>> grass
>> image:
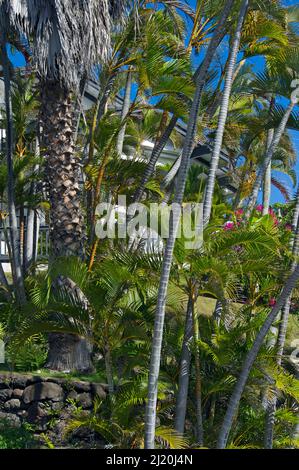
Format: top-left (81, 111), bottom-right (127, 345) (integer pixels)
top-left (0, 367), bottom-right (107, 383)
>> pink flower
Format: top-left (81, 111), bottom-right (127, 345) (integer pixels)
top-left (256, 204), bottom-right (263, 212)
top-left (268, 207), bottom-right (275, 216)
top-left (224, 221), bottom-right (234, 231)
top-left (285, 224), bottom-right (292, 231)
top-left (235, 208), bottom-right (244, 218)
top-left (269, 298), bottom-right (276, 307)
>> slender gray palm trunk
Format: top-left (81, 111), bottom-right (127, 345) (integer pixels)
top-left (1, 37), bottom-right (26, 305)
top-left (264, 190), bottom-right (299, 448)
top-left (217, 264), bottom-right (299, 448)
top-left (246, 99), bottom-right (296, 214)
top-left (161, 152), bottom-right (182, 190)
top-left (116, 70), bottom-right (132, 155)
top-left (25, 137), bottom-right (40, 272)
top-left (144, 0), bottom-right (235, 449)
top-left (174, 296), bottom-right (193, 434)
top-left (262, 129), bottom-right (274, 216)
top-left (133, 114), bottom-right (178, 204)
top-left (203, 0), bottom-right (249, 225)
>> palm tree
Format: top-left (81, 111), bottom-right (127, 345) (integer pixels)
top-left (116, 69), bottom-right (132, 155)
top-left (216, 262), bottom-right (299, 448)
top-left (264, 188), bottom-right (299, 448)
top-left (14, 0), bottom-right (130, 371)
top-left (144, 0), bottom-right (236, 449)
top-left (0, 7), bottom-right (26, 305)
top-left (174, 295), bottom-right (193, 435)
top-left (246, 95), bottom-right (298, 214)
top-left (203, 0), bottom-right (249, 226)
top-left (133, 1), bottom-right (231, 205)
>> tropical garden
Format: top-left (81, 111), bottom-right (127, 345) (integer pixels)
top-left (0, 0), bottom-right (298, 450)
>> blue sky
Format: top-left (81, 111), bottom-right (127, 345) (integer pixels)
top-left (9, 0), bottom-right (299, 204)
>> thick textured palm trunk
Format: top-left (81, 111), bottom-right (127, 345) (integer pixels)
top-left (203, 0), bottom-right (249, 225)
top-left (41, 81), bottom-right (92, 372)
top-left (1, 37), bottom-right (26, 305)
top-left (217, 264), bottom-right (299, 448)
top-left (144, 0), bottom-right (235, 449)
top-left (41, 82), bottom-right (85, 258)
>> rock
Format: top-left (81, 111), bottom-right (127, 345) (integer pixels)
top-left (4, 399), bottom-right (21, 411)
top-left (26, 375), bottom-right (43, 385)
top-left (72, 381), bottom-right (91, 393)
top-left (9, 375), bottom-right (28, 388)
top-left (17, 410), bottom-right (28, 418)
top-left (23, 382), bottom-right (64, 404)
top-left (27, 402), bottom-right (49, 422)
top-left (0, 411), bottom-right (21, 428)
top-left (13, 388), bottom-right (23, 399)
top-left (0, 389), bottom-right (13, 402)
top-left (91, 383), bottom-right (107, 399)
top-left (76, 392), bottom-right (92, 409)
top-left (67, 390), bottom-right (79, 401)
top-left (0, 381), bottom-right (10, 390)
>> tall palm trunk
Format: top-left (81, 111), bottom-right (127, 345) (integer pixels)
top-left (246, 99), bottom-right (296, 214)
top-left (192, 297), bottom-right (204, 445)
top-left (264, 191), bottom-right (299, 448)
top-left (216, 263), bottom-right (299, 448)
top-left (133, 114), bottom-right (178, 204)
top-left (175, 296), bottom-right (193, 434)
top-left (1, 37), bottom-right (26, 305)
top-left (25, 137), bottom-right (40, 273)
top-left (116, 70), bottom-right (132, 155)
top-left (40, 81), bottom-right (92, 372)
top-left (203, 0), bottom-right (249, 225)
top-left (262, 129), bottom-right (274, 216)
top-left (41, 82), bottom-right (86, 259)
top-left (144, 0), bottom-right (235, 449)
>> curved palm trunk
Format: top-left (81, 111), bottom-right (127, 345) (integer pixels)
top-left (264, 192), bottom-right (299, 448)
top-left (216, 263), bottom-right (299, 448)
top-left (133, 114), bottom-right (178, 204)
top-left (203, 0), bottom-right (249, 225)
top-left (161, 152), bottom-right (182, 190)
top-left (40, 81), bottom-right (92, 372)
top-left (246, 99), bottom-right (296, 214)
top-left (144, 0), bottom-right (235, 449)
top-left (116, 70), bottom-right (132, 155)
top-left (1, 37), bottom-right (26, 305)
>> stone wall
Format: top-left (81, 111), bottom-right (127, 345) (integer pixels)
top-left (0, 372), bottom-right (108, 447)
